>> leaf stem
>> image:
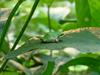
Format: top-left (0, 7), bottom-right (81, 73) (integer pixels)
top-left (0, 0), bottom-right (40, 71)
top-left (47, 6), bottom-right (52, 32)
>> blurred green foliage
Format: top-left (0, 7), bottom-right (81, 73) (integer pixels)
top-left (0, 0), bottom-right (100, 75)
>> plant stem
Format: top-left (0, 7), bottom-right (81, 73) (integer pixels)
top-left (11, 0), bottom-right (40, 51)
top-left (0, 0), bottom-right (25, 50)
top-left (47, 0), bottom-right (55, 32)
top-left (47, 6), bottom-right (53, 56)
top-left (50, 50), bottom-right (53, 57)
top-left (0, 0), bottom-right (40, 71)
top-left (47, 6), bottom-right (52, 32)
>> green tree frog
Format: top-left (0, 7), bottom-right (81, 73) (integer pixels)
top-left (40, 31), bottom-right (63, 43)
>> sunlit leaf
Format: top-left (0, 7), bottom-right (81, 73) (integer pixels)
top-left (58, 57), bottom-right (100, 74)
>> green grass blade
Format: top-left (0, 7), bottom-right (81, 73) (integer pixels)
top-left (0, 0), bottom-right (40, 71)
top-left (0, 0), bottom-right (25, 51)
top-left (11, 0), bottom-right (40, 51)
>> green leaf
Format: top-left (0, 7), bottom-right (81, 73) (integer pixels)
top-left (0, 40), bottom-right (10, 54)
top-left (75, 0), bottom-right (100, 26)
top-left (5, 31), bottom-right (100, 59)
top-left (41, 61), bottom-right (55, 75)
top-left (40, 0), bottom-right (53, 7)
top-left (61, 22), bottom-right (100, 31)
top-left (0, 72), bottom-right (19, 75)
top-left (0, 0), bottom-right (18, 8)
top-left (58, 57), bottom-right (100, 74)
top-left (0, 31), bottom-right (10, 53)
top-left (31, 17), bottom-right (60, 31)
top-left (61, 23), bottom-right (78, 31)
top-left (75, 0), bottom-right (92, 26)
top-left (88, 0), bottom-right (100, 25)
top-left (68, 0), bottom-right (75, 3)
top-left (34, 54), bottom-right (55, 64)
